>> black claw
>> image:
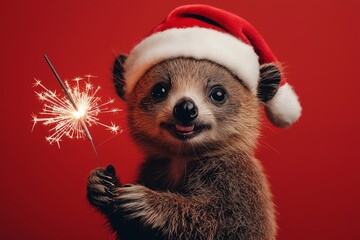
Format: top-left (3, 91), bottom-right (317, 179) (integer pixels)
top-left (105, 164), bottom-right (116, 176)
top-left (123, 184), bottom-right (133, 188)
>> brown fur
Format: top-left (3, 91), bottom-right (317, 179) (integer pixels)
top-left (87, 58), bottom-right (277, 240)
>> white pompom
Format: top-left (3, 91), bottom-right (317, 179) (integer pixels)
top-left (265, 83), bottom-right (302, 127)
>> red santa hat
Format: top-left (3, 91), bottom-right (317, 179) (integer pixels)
top-left (124, 4), bottom-right (301, 127)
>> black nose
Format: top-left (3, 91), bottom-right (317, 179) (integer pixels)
top-left (173, 98), bottom-right (198, 123)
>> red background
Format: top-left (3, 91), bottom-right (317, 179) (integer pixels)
top-left (1, 0), bottom-right (359, 239)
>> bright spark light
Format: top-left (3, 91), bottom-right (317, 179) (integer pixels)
top-left (32, 75), bottom-right (122, 147)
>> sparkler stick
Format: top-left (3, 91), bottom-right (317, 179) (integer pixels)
top-left (43, 54), bottom-right (100, 160)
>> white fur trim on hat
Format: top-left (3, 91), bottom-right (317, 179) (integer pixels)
top-left (265, 83), bottom-right (302, 127)
top-left (124, 27), bottom-right (259, 94)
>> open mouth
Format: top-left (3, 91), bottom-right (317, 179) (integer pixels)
top-left (160, 122), bottom-right (210, 140)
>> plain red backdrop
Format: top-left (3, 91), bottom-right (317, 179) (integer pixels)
top-left (1, 0), bottom-right (359, 239)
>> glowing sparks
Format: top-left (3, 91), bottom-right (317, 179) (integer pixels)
top-left (32, 75), bottom-right (122, 147)
top-left (108, 122), bottom-right (120, 134)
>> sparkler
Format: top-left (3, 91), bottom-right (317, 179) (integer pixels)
top-left (32, 55), bottom-right (121, 160)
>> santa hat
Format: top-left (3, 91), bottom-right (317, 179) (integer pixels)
top-left (124, 4), bottom-right (301, 127)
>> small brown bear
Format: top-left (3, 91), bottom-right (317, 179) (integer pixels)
top-left (87, 5), bottom-right (301, 240)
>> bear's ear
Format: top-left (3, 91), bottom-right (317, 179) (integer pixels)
top-left (257, 63), bottom-right (281, 103)
top-left (113, 54), bottom-right (127, 100)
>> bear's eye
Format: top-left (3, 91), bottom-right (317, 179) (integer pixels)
top-left (151, 82), bottom-right (168, 101)
top-left (209, 86), bottom-right (227, 104)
